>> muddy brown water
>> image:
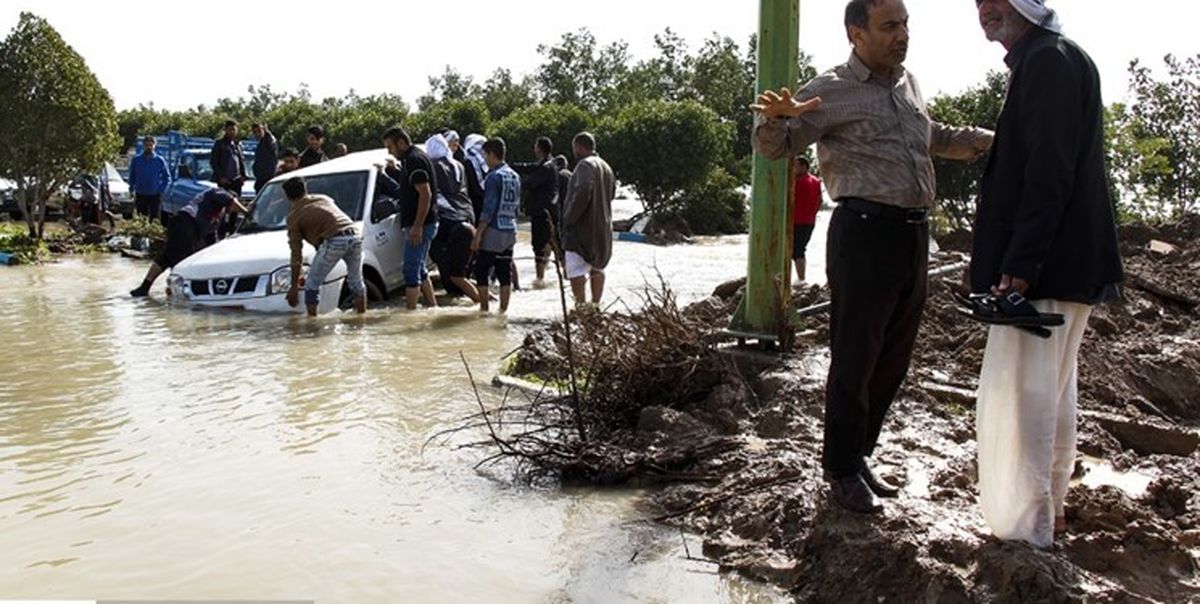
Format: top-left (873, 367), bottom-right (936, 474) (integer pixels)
top-left (0, 213), bottom-right (831, 603)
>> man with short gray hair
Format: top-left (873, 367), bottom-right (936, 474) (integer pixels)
top-left (971, 0), bottom-right (1122, 549)
top-left (752, 0), bottom-right (993, 515)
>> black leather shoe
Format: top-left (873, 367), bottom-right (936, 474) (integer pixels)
top-left (830, 474), bottom-right (883, 514)
top-left (860, 459), bottom-right (901, 499)
top-left (130, 284), bottom-right (150, 298)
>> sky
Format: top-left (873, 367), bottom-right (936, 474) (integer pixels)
top-left (1, 0), bottom-right (1197, 111)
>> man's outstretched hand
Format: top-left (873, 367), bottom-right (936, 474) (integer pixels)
top-left (749, 87), bottom-right (823, 119)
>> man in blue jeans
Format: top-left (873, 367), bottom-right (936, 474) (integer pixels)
top-left (283, 177), bottom-right (366, 316)
top-left (472, 138), bottom-right (521, 313)
top-left (379, 127), bottom-right (439, 310)
top-left (128, 135), bottom-right (172, 224)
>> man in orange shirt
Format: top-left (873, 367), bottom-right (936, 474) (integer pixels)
top-left (792, 156), bottom-right (822, 283)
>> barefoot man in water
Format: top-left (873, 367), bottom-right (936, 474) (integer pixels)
top-left (751, 0), bottom-right (993, 515)
top-left (971, 0), bottom-right (1122, 548)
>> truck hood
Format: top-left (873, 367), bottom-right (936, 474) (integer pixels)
top-left (173, 230), bottom-right (302, 279)
top-left (192, 179), bottom-right (256, 200)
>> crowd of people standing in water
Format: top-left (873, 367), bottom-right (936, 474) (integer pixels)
top-left (128, 124), bottom-right (617, 316)
top-left (124, 0), bottom-right (1127, 557)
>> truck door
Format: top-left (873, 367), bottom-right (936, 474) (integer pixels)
top-left (364, 172), bottom-right (404, 290)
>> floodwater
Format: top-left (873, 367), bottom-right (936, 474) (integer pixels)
top-left (0, 210), bottom-right (831, 603)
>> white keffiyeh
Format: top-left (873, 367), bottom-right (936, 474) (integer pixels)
top-left (1008, 0), bottom-right (1062, 33)
top-left (425, 133), bottom-right (451, 160)
top-left (463, 134), bottom-right (488, 183)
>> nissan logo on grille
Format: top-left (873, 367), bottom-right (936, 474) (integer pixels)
top-left (214, 279), bottom-right (229, 295)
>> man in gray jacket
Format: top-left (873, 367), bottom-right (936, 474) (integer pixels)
top-left (561, 132), bottom-right (616, 305)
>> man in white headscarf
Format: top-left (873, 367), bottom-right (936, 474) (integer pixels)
top-left (425, 133), bottom-right (480, 302)
top-left (972, 0), bottom-right (1122, 549)
top-left (462, 134), bottom-right (489, 219)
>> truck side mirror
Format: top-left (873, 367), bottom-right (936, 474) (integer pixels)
top-left (372, 198), bottom-right (397, 223)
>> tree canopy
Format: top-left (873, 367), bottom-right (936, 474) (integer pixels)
top-left (0, 12), bottom-right (120, 238)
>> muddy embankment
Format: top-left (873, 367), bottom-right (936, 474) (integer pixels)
top-left (474, 216), bottom-right (1200, 602)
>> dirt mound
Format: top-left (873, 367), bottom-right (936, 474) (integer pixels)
top-left (479, 216), bottom-right (1200, 601)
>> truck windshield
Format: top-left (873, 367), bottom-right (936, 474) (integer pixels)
top-left (241, 171), bottom-right (368, 233)
top-left (186, 152), bottom-right (257, 183)
top-left (184, 153), bottom-right (216, 182)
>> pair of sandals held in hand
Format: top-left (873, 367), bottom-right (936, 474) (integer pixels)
top-left (954, 291), bottom-right (1065, 339)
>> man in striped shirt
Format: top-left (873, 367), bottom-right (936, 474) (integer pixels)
top-left (752, 0), bottom-right (993, 515)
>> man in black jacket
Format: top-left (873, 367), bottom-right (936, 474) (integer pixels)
top-left (211, 120), bottom-right (247, 195)
top-left (971, 0), bottom-right (1122, 549)
top-left (512, 137), bottom-right (560, 282)
top-left (251, 123), bottom-right (278, 193)
top-left (211, 120), bottom-right (247, 238)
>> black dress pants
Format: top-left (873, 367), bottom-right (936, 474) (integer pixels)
top-left (822, 205), bottom-right (928, 479)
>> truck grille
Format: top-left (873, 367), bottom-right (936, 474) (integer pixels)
top-left (189, 275), bottom-right (261, 297)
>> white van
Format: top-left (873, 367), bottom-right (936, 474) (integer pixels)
top-left (167, 149), bottom-right (409, 313)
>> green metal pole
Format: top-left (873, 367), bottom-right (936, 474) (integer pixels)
top-left (729, 0), bottom-right (800, 343)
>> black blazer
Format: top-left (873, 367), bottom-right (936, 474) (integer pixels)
top-left (210, 138), bottom-right (247, 185)
top-left (971, 28), bottom-right (1122, 303)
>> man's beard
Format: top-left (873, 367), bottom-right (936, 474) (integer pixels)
top-left (985, 14), bottom-right (1026, 45)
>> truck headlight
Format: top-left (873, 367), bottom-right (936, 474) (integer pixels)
top-left (167, 273), bottom-right (186, 297)
top-left (269, 266), bottom-right (305, 294)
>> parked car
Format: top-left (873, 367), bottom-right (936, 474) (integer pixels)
top-left (0, 179), bottom-right (15, 220)
top-left (102, 162), bottom-right (134, 219)
top-left (60, 162), bottom-right (131, 222)
top-left (167, 149), bottom-right (406, 314)
top-left (3, 178), bottom-right (73, 221)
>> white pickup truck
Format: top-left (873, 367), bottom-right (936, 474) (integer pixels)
top-left (167, 149), bottom-right (410, 313)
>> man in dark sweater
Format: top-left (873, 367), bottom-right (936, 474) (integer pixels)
top-left (512, 137), bottom-right (560, 282)
top-left (971, 0), bottom-right (1122, 549)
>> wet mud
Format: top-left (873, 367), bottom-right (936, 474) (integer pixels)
top-left (502, 216), bottom-right (1200, 602)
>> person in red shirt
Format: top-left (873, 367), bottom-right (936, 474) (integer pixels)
top-left (792, 155), bottom-right (822, 283)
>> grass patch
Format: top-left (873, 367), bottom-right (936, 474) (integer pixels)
top-left (0, 223), bottom-right (51, 265)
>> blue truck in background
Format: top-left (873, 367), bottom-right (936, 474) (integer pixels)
top-left (133, 131), bottom-right (259, 213)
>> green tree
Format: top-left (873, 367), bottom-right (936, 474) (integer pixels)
top-left (926, 70), bottom-right (1007, 231)
top-left (328, 93), bottom-right (410, 152)
top-left (674, 168), bottom-right (748, 235)
top-left (692, 35), bottom-right (755, 180)
top-left (405, 99), bottom-right (491, 142)
top-left (489, 103), bottom-right (593, 164)
top-left (534, 28), bottom-right (631, 114)
top-left (1105, 102), bottom-right (1173, 221)
top-left (602, 100), bottom-right (731, 213)
top-left (480, 68), bottom-right (537, 122)
top-left (691, 35), bottom-right (816, 182)
top-left (1123, 55), bottom-right (1200, 217)
top-left (0, 12), bottom-right (120, 238)
top-left (417, 66), bottom-right (482, 111)
top-left (261, 92), bottom-right (330, 151)
top-left (606, 28), bottom-right (695, 110)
